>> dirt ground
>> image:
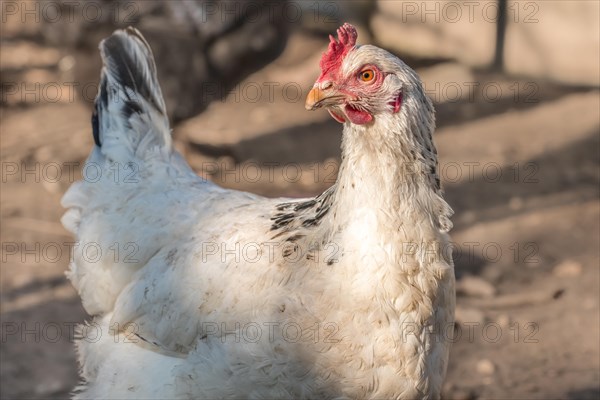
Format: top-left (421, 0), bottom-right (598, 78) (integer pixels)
top-left (1, 17), bottom-right (600, 400)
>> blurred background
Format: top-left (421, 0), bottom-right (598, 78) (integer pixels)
top-left (1, 0), bottom-right (598, 398)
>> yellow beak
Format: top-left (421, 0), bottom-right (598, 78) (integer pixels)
top-left (305, 87), bottom-right (325, 110)
top-left (305, 87), bottom-right (345, 111)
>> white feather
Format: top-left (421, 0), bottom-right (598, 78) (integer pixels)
top-left (63, 27), bottom-right (455, 399)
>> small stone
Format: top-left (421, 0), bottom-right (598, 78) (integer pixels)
top-left (476, 359), bottom-right (496, 375)
top-left (552, 260), bottom-right (582, 277)
top-left (58, 55), bottom-right (75, 72)
top-left (496, 314), bottom-right (511, 329)
top-left (508, 196), bottom-right (524, 210)
top-left (457, 275), bottom-right (497, 298)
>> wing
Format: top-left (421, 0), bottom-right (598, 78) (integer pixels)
top-left (62, 26), bottom-right (332, 358)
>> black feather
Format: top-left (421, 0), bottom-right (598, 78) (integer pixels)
top-left (270, 186), bottom-right (335, 234)
top-left (92, 27), bottom-right (170, 152)
top-left (91, 108), bottom-right (101, 147)
top-left (92, 76), bottom-right (109, 147)
top-left (101, 30), bottom-right (164, 116)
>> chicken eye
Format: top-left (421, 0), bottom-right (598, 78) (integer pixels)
top-left (359, 69), bottom-right (375, 82)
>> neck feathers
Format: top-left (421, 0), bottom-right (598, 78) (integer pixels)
top-left (332, 97), bottom-right (452, 233)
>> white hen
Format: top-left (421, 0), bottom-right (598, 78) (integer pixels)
top-left (62, 24), bottom-right (455, 399)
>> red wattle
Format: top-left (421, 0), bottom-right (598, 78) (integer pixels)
top-left (344, 105), bottom-right (373, 125)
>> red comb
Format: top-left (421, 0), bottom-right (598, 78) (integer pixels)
top-left (317, 23), bottom-right (358, 82)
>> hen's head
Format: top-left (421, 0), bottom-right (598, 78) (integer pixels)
top-left (306, 23), bottom-right (429, 127)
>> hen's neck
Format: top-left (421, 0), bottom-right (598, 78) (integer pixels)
top-left (330, 112), bottom-right (449, 234)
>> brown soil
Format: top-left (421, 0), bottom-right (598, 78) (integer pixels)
top-left (1, 21), bottom-right (599, 400)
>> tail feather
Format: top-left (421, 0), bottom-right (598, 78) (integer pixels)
top-left (93, 27), bottom-right (171, 163)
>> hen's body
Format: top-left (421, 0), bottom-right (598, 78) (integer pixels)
top-left (62, 26), bottom-right (455, 399)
